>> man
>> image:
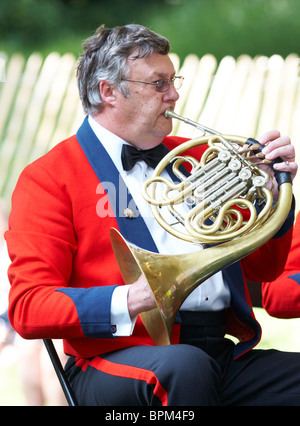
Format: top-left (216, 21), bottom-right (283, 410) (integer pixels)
top-left (5, 24), bottom-right (300, 405)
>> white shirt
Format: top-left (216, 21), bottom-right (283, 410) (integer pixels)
top-left (88, 116), bottom-right (231, 336)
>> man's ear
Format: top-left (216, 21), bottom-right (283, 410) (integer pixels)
top-left (99, 80), bottom-right (116, 105)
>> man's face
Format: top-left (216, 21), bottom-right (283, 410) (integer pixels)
top-left (115, 52), bottom-right (180, 149)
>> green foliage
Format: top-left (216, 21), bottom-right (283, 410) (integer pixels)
top-left (0, 0), bottom-right (300, 59)
top-left (152, 0), bottom-right (300, 60)
top-left (0, 0), bottom-right (64, 49)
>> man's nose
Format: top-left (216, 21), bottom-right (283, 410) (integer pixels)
top-left (163, 83), bottom-right (180, 102)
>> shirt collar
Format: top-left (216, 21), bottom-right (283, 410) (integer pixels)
top-left (88, 115), bottom-right (127, 174)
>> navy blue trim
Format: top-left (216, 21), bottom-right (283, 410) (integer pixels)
top-left (76, 117), bottom-right (158, 252)
top-left (223, 263), bottom-right (261, 358)
top-left (288, 273), bottom-right (300, 286)
top-left (56, 286), bottom-right (117, 338)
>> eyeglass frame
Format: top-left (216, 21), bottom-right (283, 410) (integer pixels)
top-left (121, 75), bottom-right (184, 92)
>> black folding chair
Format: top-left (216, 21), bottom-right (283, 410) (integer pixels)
top-left (43, 339), bottom-right (78, 406)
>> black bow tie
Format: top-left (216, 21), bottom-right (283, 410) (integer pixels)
top-left (121, 143), bottom-right (166, 171)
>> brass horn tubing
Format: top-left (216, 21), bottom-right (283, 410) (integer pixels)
top-left (145, 148), bottom-right (242, 208)
top-left (184, 198), bottom-right (257, 242)
top-left (165, 108), bottom-right (219, 136)
top-left (143, 176), bottom-right (194, 207)
top-left (198, 146), bottom-right (224, 168)
top-left (183, 173), bottom-right (246, 233)
top-left (190, 156), bottom-right (229, 184)
top-left (143, 155), bottom-right (224, 207)
top-left (148, 160), bottom-right (233, 212)
top-left (142, 139), bottom-right (210, 207)
top-left (168, 119), bottom-right (254, 173)
top-left (201, 175), bottom-right (249, 212)
top-left (162, 194), bottom-right (257, 244)
top-left (171, 156), bottom-right (200, 181)
top-left (218, 185), bottom-right (273, 234)
top-left (218, 209), bottom-right (245, 233)
top-left (165, 112), bottom-right (258, 174)
top-left (194, 168), bottom-right (241, 202)
top-left (150, 200), bottom-right (197, 243)
top-left (180, 173), bottom-right (272, 241)
top-left (165, 109), bottom-right (269, 175)
top-left (179, 164), bottom-right (230, 208)
top-left (247, 187), bottom-right (274, 231)
top-left (207, 134), bottom-right (261, 174)
top-left (208, 137), bottom-right (272, 188)
top-left (142, 134), bottom-right (272, 242)
top-left (187, 197), bottom-right (244, 235)
top-left (142, 141), bottom-right (247, 242)
top-left (167, 204), bottom-right (186, 228)
top-left (110, 182), bottom-right (292, 346)
top-left (163, 159), bottom-right (220, 202)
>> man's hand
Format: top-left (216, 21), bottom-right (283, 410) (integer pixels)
top-left (259, 130), bottom-right (297, 199)
top-left (260, 130), bottom-right (297, 179)
top-left (127, 274), bottom-right (157, 319)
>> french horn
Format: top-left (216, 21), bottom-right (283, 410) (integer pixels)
top-left (110, 109), bottom-right (293, 346)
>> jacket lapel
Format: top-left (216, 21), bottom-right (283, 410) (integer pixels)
top-left (222, 262), bottom-right (261, 357)
top-left (76, 117), bottom-right (158, 252)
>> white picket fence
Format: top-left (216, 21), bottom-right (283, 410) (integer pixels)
top-left (0, 51), bottom-right (299, 209)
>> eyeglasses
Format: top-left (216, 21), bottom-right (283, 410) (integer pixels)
top-left (122, 76), bottom-right (184, 92)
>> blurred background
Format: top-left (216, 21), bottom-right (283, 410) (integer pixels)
top-left (1, 0), bottom-right (300, 406)
top-left (1, 0), bottom-right (300, 59)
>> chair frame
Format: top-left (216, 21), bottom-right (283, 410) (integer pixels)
top-left (43, 339), bottom-right (78, 406)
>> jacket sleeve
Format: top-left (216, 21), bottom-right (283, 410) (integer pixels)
top-left (261, 210), bottom-right (300, 318)
top-left (240, 197), bottom-right (295, 284)
top-left (5, 161), bottom-right (117, 340)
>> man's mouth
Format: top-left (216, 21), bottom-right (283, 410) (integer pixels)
top-left (163, 107), bottom-right (174, 118)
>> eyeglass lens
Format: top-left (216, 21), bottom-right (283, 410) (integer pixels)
top-left (157, 77), bottom-right (183, 92)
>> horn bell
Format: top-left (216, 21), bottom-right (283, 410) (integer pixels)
top-left (110, 110), bottom-right (293, 346)
top-left (110, 180), bottom-right (292, 346)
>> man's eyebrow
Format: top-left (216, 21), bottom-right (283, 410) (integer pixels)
top-left (150, 71), bottom-right (175, 79)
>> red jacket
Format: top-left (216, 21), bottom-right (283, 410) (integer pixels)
top-left (5, 118), bottom-right (295, 359)
top-left (262, 211), bottom-right (300, 318)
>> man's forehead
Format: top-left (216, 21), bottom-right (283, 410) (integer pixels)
top-left (128, 54), bottom-right (175, 77)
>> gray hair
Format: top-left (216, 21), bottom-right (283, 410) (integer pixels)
top-left (76, 24), bottom-right (170, 115)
